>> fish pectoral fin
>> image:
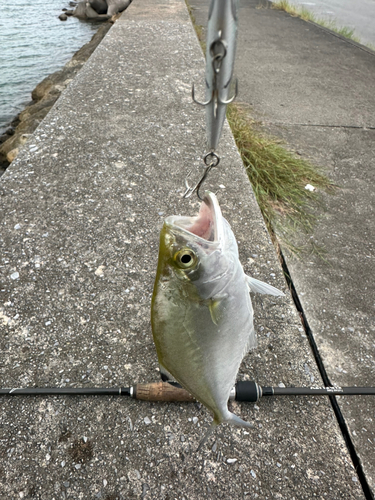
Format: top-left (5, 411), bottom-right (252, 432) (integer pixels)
top-left (246, 276), bottom-right (285, 296)
top-left (207, 295), bottom-right (227, 326)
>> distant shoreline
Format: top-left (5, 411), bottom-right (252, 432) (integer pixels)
top-left (0, 18), bottom-right (115, 175)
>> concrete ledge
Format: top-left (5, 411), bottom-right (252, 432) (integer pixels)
top-left (0, 0), bottom-right (364, 497)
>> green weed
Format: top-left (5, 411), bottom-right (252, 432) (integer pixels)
top-left (226, 104), bottom-right (335, 241)
top-left (186, 0), bottom-right (336, 252)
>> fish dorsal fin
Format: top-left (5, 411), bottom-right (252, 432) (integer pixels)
top-left (246, 276), bottom-right (285, 296)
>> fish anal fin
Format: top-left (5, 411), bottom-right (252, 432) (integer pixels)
top-left (246, 276), bottom-right (285, 296)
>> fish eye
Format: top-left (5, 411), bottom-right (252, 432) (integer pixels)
top-left (174, 249), bottom-right (197, 269)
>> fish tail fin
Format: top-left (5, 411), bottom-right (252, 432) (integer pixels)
top-left (196, 421), bottom-right (218, 452)
top-left (225, 411), bottom-right (254, 429)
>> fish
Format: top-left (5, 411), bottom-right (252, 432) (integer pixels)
top-left (205, 0), bottom-right (239, 151)
top-left (151, 192), bottom-right (284, 445)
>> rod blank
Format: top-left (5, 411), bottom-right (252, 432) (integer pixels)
top-left (0, 382), bottom-right (374, 400)
top-left (0, 387), bottom-right (129, 396)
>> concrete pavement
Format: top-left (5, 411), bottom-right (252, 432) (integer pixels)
top-left (0, 0), bottom-right (369, 498)
top-left (189, 0), bottom-right (375, 495)
top-left (269, 0), bottom-right (375, 48)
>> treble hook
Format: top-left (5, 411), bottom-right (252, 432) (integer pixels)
top-left (217, 78), bottom-right (238, 104)
top-left (183, 152), bottom-right (220, 200)
top-left (191, 38), bottom-right (237, 108)
top-left (192, 83), bottom-right (213, 107)
top-left (192, 79), bottom-right (238, 108)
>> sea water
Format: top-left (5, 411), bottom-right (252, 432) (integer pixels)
top-left (0, 0), bottom-right (101, 135)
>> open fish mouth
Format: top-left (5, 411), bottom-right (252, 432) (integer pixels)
top-left (165, 191), bottom-right (224, 244)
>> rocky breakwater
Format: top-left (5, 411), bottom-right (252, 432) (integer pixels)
top-left (0, 16), bottom-right (122, 173)
top-left (59, 0), bottom-right (132, 21)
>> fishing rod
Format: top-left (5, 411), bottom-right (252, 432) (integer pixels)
top-left (1, 381), bottom-right (374, 401)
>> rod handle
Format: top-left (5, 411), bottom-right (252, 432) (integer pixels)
top-left (134, 382), bottom-right (196, 402)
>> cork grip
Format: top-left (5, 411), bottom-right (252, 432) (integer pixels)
top-left (135, 382), bottom-right (196, 402)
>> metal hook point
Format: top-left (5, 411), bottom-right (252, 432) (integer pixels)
top-left (183, 170), bottom-right (206, 201)
top-left (183, 153), bottom-right (220, 201)
top-left (182, 171), bottom-right (196, 199)
top-left (218, 78), bottom-right (238, 105)
top-left (192, 83), bottom-right (213, 107)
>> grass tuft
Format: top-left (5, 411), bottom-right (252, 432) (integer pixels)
top-left (226, 103), bottom-right (335, 239)
top-left (185, 1), bottom-right (206, 52)
top-left (186, 0), bottom-right (336, 253)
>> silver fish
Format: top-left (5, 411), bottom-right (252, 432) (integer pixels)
top-left (151, 192), bottom-right (284, 443)
top-left (205, 0), bottom-right (239, 151)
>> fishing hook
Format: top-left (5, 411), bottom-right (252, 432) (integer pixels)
top-left (183, 152), bottom-right (220, 200)
top-left (192, 83), bottom-right (213, 107)
top-left (217, 78), bottom-right (238, 104)
top-left (191, 38), bottom-right (237, 108)
top-left (192, 79), bottom-right (238, 109)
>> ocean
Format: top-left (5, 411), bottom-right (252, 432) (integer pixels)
top-left (0, 0), bottom-right (101, 135)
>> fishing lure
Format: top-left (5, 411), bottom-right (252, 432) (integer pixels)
top-left (193, 0), bottom-right (239, 152)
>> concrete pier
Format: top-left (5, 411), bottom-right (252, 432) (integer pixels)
top-left (0, 0), bottom-right (366, 497)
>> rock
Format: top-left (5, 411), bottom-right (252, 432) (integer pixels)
top-left (32, 71), bottom-right (65, 101)
top-left (73, 1), bottom-right (109, 20)
top-left (85, 3), bottom-right (106, 19)
top-left (0, 125), bottom-right (35, 158)
top-left (69, 1), bottom-right (78, 6)
top-left (73, 2), bottom-right (88, 19)
top-left (31, 65), bottom-right (81, 102)
top-left (59, 13), bottom-right (68, 21)
top-left (89, 0), bottom-right (108, 14)
top-left (0, 134), bottom-right (8, 145)
top-left (7, 149), bottom-right (19, 164)
top-left (73, 0), bottom-right (130, 19)
top-left (0, 127), bottom-right (15, 140)
top-left (19, 96), bottom-right (57, 122)
top-left (67, 21), bottom-right (112, 62)
top-left (65, 10), bottom-right (75, 16)
top-left (107, 0), bottom-right (131, 16)
top-left (109, 12), bottom-right (122, 23)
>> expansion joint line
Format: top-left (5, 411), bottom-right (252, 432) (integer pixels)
top-left (305, 19), bottom-right (375, 58)
top-left (277, 246), bottom-right (375, 500)
top-left (264, 122), bottom-right (375, 130)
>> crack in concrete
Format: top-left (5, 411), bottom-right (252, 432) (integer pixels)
top-left (278, 246), bottom-right (375, 500)
top-left (304, 18), bottom-right (375, 58)
top-left (264, 122), bottom-right (375, 130)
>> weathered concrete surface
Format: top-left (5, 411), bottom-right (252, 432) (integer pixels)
top-left (0, 0), bottom-right (364, 498)
top-left (189, 0), bottom-right (375, 495)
